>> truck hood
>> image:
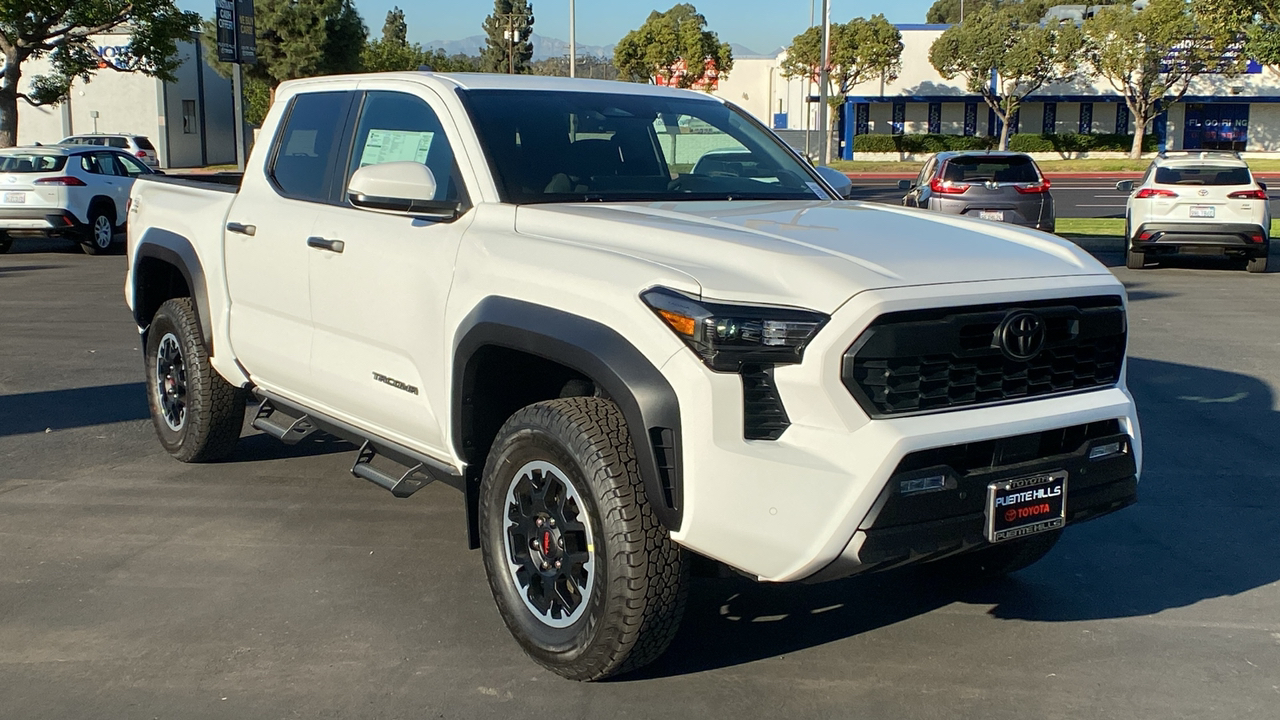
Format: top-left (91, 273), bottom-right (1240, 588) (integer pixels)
top-left (514, 200), bottom-right (1110, 312)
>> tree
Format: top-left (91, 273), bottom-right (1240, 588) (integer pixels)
top-left (481, 0), bottom-right (534, 74)
top-left (929, 4), bottom-right (1082, 150)
top-left (780, 14), bottom-right (903, 128)
top-left (0, 1), bottom-right (200, 147)
top-left (614, 4), bottom-right (733, 89)
top-left (1084, 0), bottom-right (1240, 158)
top-left (925, 0), bottom-right (1051, 25)
top-left (1194, 0), bottom-right (1280, 71)
top-left (200, 0), bottom-right (367, 124)
top-left (382, 6), bottom-right (408, 45)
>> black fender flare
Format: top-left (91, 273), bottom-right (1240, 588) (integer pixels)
top-left (132, 230), bottom-right (213, 352)
top-left (453, 297), bottom-right (684, 533)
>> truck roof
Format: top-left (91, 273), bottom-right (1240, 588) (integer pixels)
top-left (279, 71), bottom-right (726, 102)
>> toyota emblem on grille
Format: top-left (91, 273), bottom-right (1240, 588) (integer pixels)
top-left (997, 311), bottom-right (1046, 361)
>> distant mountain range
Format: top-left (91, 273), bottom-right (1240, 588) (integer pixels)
top-left (425, 33), bottom-right (763, 61)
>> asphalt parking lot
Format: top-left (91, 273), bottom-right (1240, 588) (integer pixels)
top-left (2, 234), bottom-right (1278, 719)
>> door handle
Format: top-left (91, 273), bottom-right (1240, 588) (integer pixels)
top-left (306, 236), bottom-right (345, 253)
top-left (226, 222), bottom-right (256, 236)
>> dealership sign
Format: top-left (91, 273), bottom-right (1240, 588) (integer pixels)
top-left (215, 0), bottom-right (256, 65)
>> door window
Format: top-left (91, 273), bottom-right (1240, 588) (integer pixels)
top-left (108, 137), bottom-right (128, 148)
top-left (115, 153), bottom-right (151, 177)
top-left (80, 153), bottom-right (124, 176)
top-left (343, 91), bottom-right (463, 204)
top-left (270, 91), bottom-right (352, 203)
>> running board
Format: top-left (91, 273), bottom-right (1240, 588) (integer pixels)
top-left (350, 441), bottom-right (434, 498)
top-left (251, 399), bottom-right (317, 445)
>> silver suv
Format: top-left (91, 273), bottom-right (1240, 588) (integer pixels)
top-left (899, 151), bottom-right (1055, 233)
top-left (58, 134), bottom-right (159, 168)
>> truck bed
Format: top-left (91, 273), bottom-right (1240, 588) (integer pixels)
top-left (141, 172), bottom-right (243, 193)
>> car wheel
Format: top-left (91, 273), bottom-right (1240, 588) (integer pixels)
top-left (479, 397), bottom-right (688, 681)
top-left (927, 529), bottom-right (1062, 582)
top-left (0, 233), bottom-right (11, 254)
top-left (1125, 247), bottom-right (1146, 270)
top-left (1247, 255), bottom-right (1268, 273)
top-left (144, 298), bottom-right (246, 462)
top-left (80, 205), bottom-right (116, 255)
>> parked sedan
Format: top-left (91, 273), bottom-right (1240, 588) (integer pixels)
top-left (0, 146), bottom-right (156, 255)
top-left (899, 151), bottom-right (1055, 233)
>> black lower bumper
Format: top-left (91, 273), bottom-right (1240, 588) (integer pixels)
top-left (1133, 222), bottom-right (1268, 256)
top-left (0, 209), bottom-right (80, 237)
top-left (806, 419), bottom-right (1138, 582)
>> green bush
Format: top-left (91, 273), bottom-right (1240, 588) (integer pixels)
top-left (1007, 133), bottom-right (1159, 153)
top-left (851, 132), bottom-right (1158, 154)
top-left (851, 134), bottom-right (995, 153)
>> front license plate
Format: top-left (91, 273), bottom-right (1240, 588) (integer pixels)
top-left (986, 471), bottom-right (1067, 542)
top-left (1190, 205), bottom-right (1215, 218)
top-left (3, 192), bottom-right (25, 204)
top-left (979, 210), bottom-right (1004, 221)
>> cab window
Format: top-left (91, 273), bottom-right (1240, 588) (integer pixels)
top-left (343, 91), bottom-right (465, 205)
top-left (269, 91), bottom-right (352, 203)
top-left (115, 154), bottom-right (151, 176)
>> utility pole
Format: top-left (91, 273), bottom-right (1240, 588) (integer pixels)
top-left (569, 0), bottom-right (576, 78)
top-left (817, 0), bottom-right (831, 165)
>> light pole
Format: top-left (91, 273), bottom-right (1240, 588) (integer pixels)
top-left (569, 0), bottom-right (576, 78)
top-left (817, 0), bottom-right (831, 165)
top-left (500, 12), bottom-right (529, 74)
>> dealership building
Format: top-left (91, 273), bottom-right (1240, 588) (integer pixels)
top-left (16, 30), bottom-right (238, 168)
top-left (713, 23), bottom-right (1276, 158)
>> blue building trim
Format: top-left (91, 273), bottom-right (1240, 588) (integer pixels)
top-left (843, 95), bottom-right (1280, 104)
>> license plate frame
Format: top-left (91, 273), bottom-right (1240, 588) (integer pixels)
top-left (978, 210), bottom-right (1004, 222)
top-left (1190, 205), bottom-right (1215, 218)
top-left (985, 470), bottom-right (1067, 543)
top-left (3, 191), bottom-right (25, 204)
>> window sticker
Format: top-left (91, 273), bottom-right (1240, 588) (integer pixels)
top-left (358, 129), bottom-right (434, 167)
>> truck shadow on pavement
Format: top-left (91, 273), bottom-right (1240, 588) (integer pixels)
top-left (629, 356), bottom-right (1280, 679)
top-left (0, 382), bottom-right (150, 437)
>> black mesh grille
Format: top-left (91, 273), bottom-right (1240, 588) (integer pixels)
top-left (742, 365), bottom-right (790, 440)
top-left (843, 296), bottom-right (1126, 418)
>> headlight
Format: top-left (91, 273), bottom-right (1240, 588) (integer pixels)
top-left (641, 287), bottom-right (828, 372)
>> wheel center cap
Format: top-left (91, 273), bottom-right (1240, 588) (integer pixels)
top-left (541, 530), bottom-right (552, 556)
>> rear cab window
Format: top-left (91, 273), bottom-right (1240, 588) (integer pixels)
top-left (941, 155), bottom-right (1040, 184)
top-left (1153, 166), bottom-right (1251, 186)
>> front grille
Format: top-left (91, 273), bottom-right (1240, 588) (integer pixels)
top-left (843, 296), bottom-right (1126, 418)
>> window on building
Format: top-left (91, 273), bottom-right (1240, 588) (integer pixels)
top-left (891, 102), bottom-right (905, 136)
top-left (1079, 103), bottom-right (1093, 134)
top-left (1042, 102), bottom-right (1057, 134)
top-left (182, 100), bottom-right (198, 134)
top-left (963, 103), bottom-right (977, 137)
top-left (927, 103), bottom-right (941, 134)
top-left (1116, 104), bottom-right (1130, 134)
top-left (855, 103), bottom-right (869, 136)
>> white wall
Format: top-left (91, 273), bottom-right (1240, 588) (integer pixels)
top-left (1248, 104), bottom-right (1280, 151)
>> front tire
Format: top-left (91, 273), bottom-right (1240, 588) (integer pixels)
top-left (479, 397), bottom-right (687, 681)
top-left (144, 298), bottom-right (246, 462)
top-left (80, 206), bottom-right (116, 255)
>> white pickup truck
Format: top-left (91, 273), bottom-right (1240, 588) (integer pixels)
top-left (126, 72), bottom-right (1141, 680)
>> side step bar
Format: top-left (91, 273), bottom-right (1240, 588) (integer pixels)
top-left (250, 391), bottom-right (463, 500)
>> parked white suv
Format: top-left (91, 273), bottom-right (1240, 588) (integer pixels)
top-left (0, 146), bottom-right (154, 255)
top-left (59, 133), bottom-right (160, 168)
top-left (125, 73), bottom-right (1142, 680)
top-left (1118, 151), bottom-right (1270, 273)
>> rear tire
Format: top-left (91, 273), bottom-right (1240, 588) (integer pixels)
top-left (144, 298), bottom-right (245, 462)
top-left (928, 530), bottom-right (1062, 582)
top-left (0, 233), bottom-right (11, 254)
top-left (1247, 255), bottom-right (1268, 273)
top-left (479, 397), bottom-right (687, 681)
top-left (80, 205), bottom-right (116, 255)
top-left (1125, 247), bottom-right (1146, 269)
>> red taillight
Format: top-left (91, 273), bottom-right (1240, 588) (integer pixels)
top-left (929, 177), bottom-right (969, 194)
top-left (1134, 188), bottom-right (1178, 199)
top-left (1014, 178), bottom-right (1051, 194)
top-left (1137, 231), bottom-right (1154, 241)
top-left (1227, 188), bottom-right (1267, 200)
top-left (1248, 232), bottom-right (1266, 244)
top-left (135, 150), bottom-right (147, 158)
top-left (34, 176), bottom-right (86, 186)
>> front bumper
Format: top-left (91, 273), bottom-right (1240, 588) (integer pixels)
top-left (0, 209), bottom-right (80, 236)
top-left (663, 276), bottom-right (1141, 583)
top-left (1132, 222), bottom-right (1268, 256)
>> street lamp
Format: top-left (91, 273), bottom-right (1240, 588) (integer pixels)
top-left (499, 12), bottom-right (530, 74)
top-left (817, 0), bottom-right (831, 164)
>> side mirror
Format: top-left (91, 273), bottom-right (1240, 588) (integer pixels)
top-left (813, 165), bottom-right (853, 199)
top-left (897, 179), bottom-right (915, 191)
top-left (1115, 180), bottom-right (1135, 192)
top-left (347, 161), bottom-right (458, 220)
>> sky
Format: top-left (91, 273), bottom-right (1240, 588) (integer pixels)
top-left (176, 1), bottom-right (939, 55)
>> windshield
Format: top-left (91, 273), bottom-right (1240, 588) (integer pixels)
top-left (941, 155), bottom-right (1040, 184)
top-left (0, 154), bottom-right (67, 172)
top-left (463, 90), bottom-right (830, 204)
top-left (1154, 166), bottom-right (1251, 186)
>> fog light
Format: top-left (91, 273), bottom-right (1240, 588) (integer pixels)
top-left (1089, 441), bottom-right (1124, 460)
top-left (899, 475), bottom-right (948, 495)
